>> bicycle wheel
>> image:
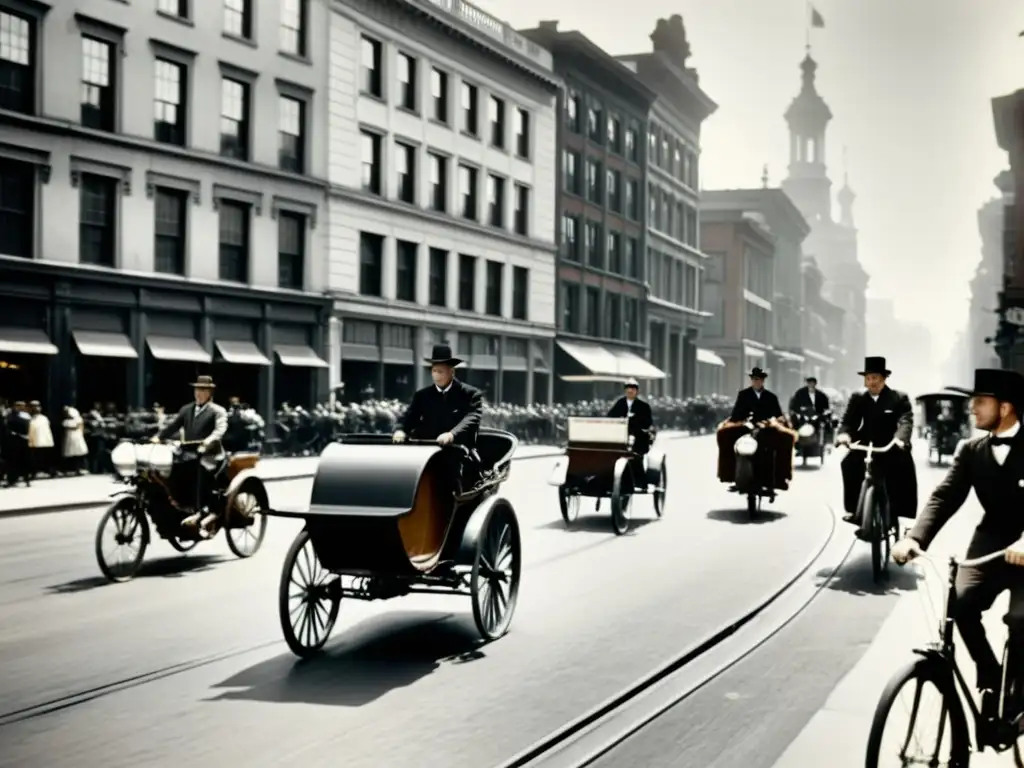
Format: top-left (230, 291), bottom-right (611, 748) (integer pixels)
top-left (866, 658), bottom-right (971, 767)
top-left (1000, 642), bottom-right (1023, 767)
top-left (871, 491), bottom-right (891, 583)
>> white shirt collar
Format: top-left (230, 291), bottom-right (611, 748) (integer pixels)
top-left (994, 421), bottom-right (1020, 438)
top-left (436, 382), bottom-right (453, 394)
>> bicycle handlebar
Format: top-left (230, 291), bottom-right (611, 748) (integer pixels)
top-left (842, 438), bottom-right (900, 453)
top-left (910, 549), bottom-right (1008, 569)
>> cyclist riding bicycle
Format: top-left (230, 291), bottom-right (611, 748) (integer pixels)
top-left (892, 367), bottom-right (1024, 730)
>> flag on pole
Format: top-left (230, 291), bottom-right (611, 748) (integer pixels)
top-left (810, 5), bottom-right (825, 28)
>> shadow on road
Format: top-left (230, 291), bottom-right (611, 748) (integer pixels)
top-left (536, 516), bottom-right (657, 534)
top-left (43, 554), bottom-right (225, 594)
top-left (207, 611), bottom-right (484, 707)
top-left (706, 508), bottom-right (787, 525)
top-left (793, 461), bottom-right (826, 472)
top-left (815, 550), bottom-right (924, 596)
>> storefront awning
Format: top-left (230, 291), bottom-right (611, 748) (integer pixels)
top-left (73, 330), bottom-right (138, 359)
top-left (0, 327), bottom-right (58, 355)
top-left (743, 345), bottom-right (767, 358)
top-left (215, 340), bottom-right (271, 366)
top-left (146, 335), bottom-right (212, 363)
top-left (774, 350), bottom-right (805, 363)
top-left (804, 349), bottom-right (835, 365)
top-left (696, 348), bottom-right (726, 367)
top-left (275, 344), bottom-right (329, 368)
top-left (557, 340), bottom-right (667, 381)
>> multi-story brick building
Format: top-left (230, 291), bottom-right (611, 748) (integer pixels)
top-left (991, 90), bottom-right (1024, 371)
top-left (520, 20), bottom-right (664, 401)
top-left (0, 0), bottom-right (331, 419)
top-left (326, 0), bottom-right (560, 405)
top-left (699, 201), bottom-right (777, 394)
top-left (616, 15), bottom-right (717, 399)
top-left (964, 172), bottom-right (1011, 377)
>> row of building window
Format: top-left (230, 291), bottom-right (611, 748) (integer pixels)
top-left (0, 157), bottom-right (307, 291)
top-left (648, 184), bottom-right (699, 248)
top-left (565, 89), bottom-right (641, 164)
top-left (560, 214), bottom-right (641, 280)
top-left (744, 246), bottom-right (774, 301)
top-left (647, 249), bottom-right (701, 310)
top-left (157, 0), bottom-right (309, 59)
top-left (361, 35), bottom-right (531, 160)
top-left (360, 131), bottom-right (530, 235)
top-left (357, 232), bottom-right (530, 321)
top-left (0, 9), bottom-right (310, 174)
top-left (561, 282), bottom-right (642, 342)
top-left (343, 322), bottom-right (535, 364)
top-left (648, 123), bottom-right (699, 190)
top-left (744, 303), bottom-right (771, 346)
top-left (563, 150), bottom-right (641, 220)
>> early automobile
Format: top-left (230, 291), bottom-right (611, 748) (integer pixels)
top-left (791, 405), bottom-right (829, 466)
top-left (96, 440), bottom-right (269, 581)
top-left (915, 389), bottom-right (971, 465)
top-left (266, 428), bottom-right (522, 658)
top-left (717, 414), bottom-right (797, 518)
top-left (546, 416), bottom-right (667, 535)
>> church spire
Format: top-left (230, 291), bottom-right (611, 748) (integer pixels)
top-left (837, 146), bottom-right (855, 227)
top-left (781, 51), bottom-right (834, 224)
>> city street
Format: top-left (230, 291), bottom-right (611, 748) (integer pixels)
top-left (0, 435), bottom-right (836, 768)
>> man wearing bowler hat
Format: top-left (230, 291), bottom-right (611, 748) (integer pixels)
top-left (892, 368), bottom-right (1024, 731)
top-left (153, 374), bottom-right (228, 536)
top-left (729, 366), bottom-right (784, 424)
top-left (393, 343), bottom-right (484, 495)
top-left (836, 356), bottom-right (917, 536)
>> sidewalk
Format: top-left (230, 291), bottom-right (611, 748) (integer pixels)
top-left (772, 499), bottom-right (1012, 767)
top-left (0, 443), bottom-right (572, 518)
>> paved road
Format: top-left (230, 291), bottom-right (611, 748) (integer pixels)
top-left (0, 436), bottom-right (834, 768)
top-left (588, 449), bottom-right (965, 768)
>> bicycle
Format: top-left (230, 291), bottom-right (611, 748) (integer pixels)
top-left (841, 438), bottom-right (900, 583)
top-left (865, 548), bottom-right (1022, 767)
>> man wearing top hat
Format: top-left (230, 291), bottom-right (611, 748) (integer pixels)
top-left (729, 367), bottom-right (784, 424)
top-left (153, 375), bottom-right (228, 536)
top-left (836, 356), bottom-right (917, 534)
top-left (393, 343), bottom-right (484, 495)
top-left (892, 368), bottom-right (1024, 731)
top-left (607, 378), bottom-right (655, 466)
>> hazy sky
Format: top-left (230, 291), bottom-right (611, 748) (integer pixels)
top-left (479, 0), bottom-right (1020, 362)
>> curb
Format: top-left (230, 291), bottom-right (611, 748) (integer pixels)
top-left (0, 446), bottom-right (568, 519)
top-left (495, 503), bottom-right (844, 768)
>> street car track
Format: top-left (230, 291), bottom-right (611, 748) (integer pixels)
top-left (495, 503), bottom-right (852, 768)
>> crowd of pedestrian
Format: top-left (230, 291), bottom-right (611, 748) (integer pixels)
top-left (0, 394), bottom-right (741, 488)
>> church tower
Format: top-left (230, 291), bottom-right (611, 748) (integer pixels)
top-left (837, 172), bottom-right (855, 227)
top-left (781, 53), bottom-right (833, 224)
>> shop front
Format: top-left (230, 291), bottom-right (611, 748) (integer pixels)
top-left (0, 257), bottom-right (330, 423)
top-left (555, 337), bottom-right (667, 401)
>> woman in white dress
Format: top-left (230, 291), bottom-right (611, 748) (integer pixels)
top-left (61, 405), bottom-right (89, 474)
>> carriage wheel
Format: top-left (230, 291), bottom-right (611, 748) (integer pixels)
top-left (471, 503), bottom-right (521, 641)
top-left (95, 497), bottom-right (150, 583)
top-left (611, 460), bottom-right (633, 536)
top-left (168, 538), bottom-right (199, 553)
top-left (558, 486), bottom-right (580, 526)
top-left (652, 458), bottom-right (666, 518)
top-left (279, 529), bottom-right (341, 658)
top-left (225, 480), bottom-right (269, 559)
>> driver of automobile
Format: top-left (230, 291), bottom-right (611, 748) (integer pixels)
top-left (393, 343), bottom-right (484, 496)
top-left (152, 375), bottom-right (228, 536)
top-left (729, 367), bottom-right (783, 424)
top-left (789, 376), bottom-right (830, 419)
top-left (607, 378), bottom-right (654, 475)
top-left (835, 356), bottom-right (917, 536)
top-left (892, 368), bottom-right (1024, 730)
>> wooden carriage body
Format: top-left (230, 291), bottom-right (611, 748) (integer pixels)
top-left (275, 430), bottom-right (517, 577)
top-left (549, 416), bottom-right (662, 496)
top-left (716, 421), bottom-right (797, 491)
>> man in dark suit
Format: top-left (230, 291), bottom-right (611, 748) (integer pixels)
top-left (729, 367), bottom-right (783, 424)
top-left (606, 377), bottom-right (654, 454)
top-left (154, 375), bottom-right (228, 536)
top-left (836, 356), bottom-right (917, 533)
top-left (893, 368), bottom-right (1024, 729)
top-left (789, 376), bottom-right (830, 417)
top-left (394, 344), bottom-right (484, 495)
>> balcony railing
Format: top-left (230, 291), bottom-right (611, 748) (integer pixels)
top-left (421, 0), bottom-right (553, 69)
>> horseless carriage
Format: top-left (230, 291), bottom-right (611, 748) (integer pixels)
top-left (547, 416), bottom-right (667, 535)
top-left (96, 440), bottom-right (269, 582)
top-left (717, 415), bottom-right (797, 518)
top-left (791, 405), bottom-right (831, 467)
top-left (915, 389), bottom-right (971, 465)
top-left (265, 429), bottom-right (523, 658)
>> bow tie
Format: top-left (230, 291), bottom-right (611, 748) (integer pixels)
top-left (990, 435), bottom-right (1015, 446)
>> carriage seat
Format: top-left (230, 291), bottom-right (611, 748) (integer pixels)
top-left (226, 452), bottom-right (259, 481)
